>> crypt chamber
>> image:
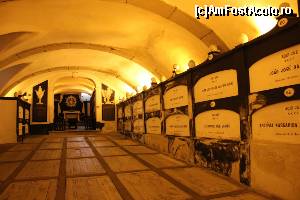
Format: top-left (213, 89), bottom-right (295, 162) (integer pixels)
top-left (0, 0), bottom-right (299, 200)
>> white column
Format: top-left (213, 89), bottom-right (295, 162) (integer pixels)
top-left (48, 80), bottom-right (54, 123)
top-left (95, 82), bottom-right (102, 122)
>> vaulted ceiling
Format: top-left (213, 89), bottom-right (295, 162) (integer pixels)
top-left (0, 0), bottom-right (298, 97)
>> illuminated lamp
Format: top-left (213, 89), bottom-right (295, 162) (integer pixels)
top-left (72, 72), bottom-right (78, 78)
top-left (188, 60), bottom-right (196, 68)
top-left (151, 77), bottom-right (158, 88)
top-left (161, 76), bottom-right (167, 82)
top-left (207, 44), bottom-right (220, 61)
top-left (126, 92), bottom-right (131, 99)
top-left (172, 64), bottom-right (180, 77)
top-left (143, 85), bottom-right (148, 91)
top-left (239, 33), bottom-right (249, 44)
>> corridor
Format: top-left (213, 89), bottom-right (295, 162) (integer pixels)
top-left (0, 132), bottom-right (271, 200)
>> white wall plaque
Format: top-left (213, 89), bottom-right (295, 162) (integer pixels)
top-left (18, 123), bottom-right (23, 135)
top-left (125, 105), bottom-right (131, 117)
top-left (194, 69), bottom-right (239, 103)
top-left (195, 109), bottom-right (240, 140)
top-left (25, 124), bottom-right (29, 134)
top-left (18, 106), bottom-right (23, 119)
top-left (145, 95), bottom-right (160, 113)
top-left (0, 100), bottom-right (17, 143)
top-left (166, 114), bottom-right (190, 136)
top-left (133, 119), bottom-right (144, 134)
top-left (124, 120), bottom-right (131, 131)
top-left (164, 85), bottom-right (188, 109)
top-left (118, 108), bottom-right (123, 118)
top-left (146, 117), bottom-right (161, 135)
top-left (249, 44), bottom-right (300, 93)
top-left (133, 100), bottom-right (143, 116)
top-left (25, 110), bottom-right (30, 120)
top-left (252, 100), bottom-right (300, 144)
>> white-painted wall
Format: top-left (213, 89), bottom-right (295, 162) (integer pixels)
top-left (0, 100), bottom-right (17, 144)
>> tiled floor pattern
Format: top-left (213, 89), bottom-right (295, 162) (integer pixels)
top-left (0, 133), bottom-right (273, 200)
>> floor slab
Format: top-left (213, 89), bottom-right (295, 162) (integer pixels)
top-left (66, 148), bottom-right (94, 158)
top-left (0, 151), bottom-right (31, 162)
top-left (16, 160), bottom-right (60, 179)
top-left (40, 142), bottom-right (63, 150)
top-left (211, 192), bottom-right (270, 200)
top-left (67, 137), bottom-right (85, 142)
top-left (96, 147), bottom-right (128, 157)
top-left (163, 167), bottom-right (241, 196)
top-left (22, 137), bottom-right (44, 144)
top-left (123, 146), bottom-right (157, 154)
top-left (113, 140), bottom-right (139, 146)
top-left (0, 179), bottom-right (57, 200)
top-left (66, 158), bottom-right (105, 176)
top-left (118, 171), bottom-right (191, 200)
top-left (8, 143), bottom-right (37, 151)
top-left (0, 162), bottom-right (20, 181)
top-left (104, 156), bottom-right (148, 173)
top-left (67, 141), bottom-right (89, 148)
top-left (92, 141), bottom-right (115, 147)
top-left (66, 176), bottom-right (122, 200)
top-left (31, 150), bottom-right (62, 160)
top-left (106, 135), bottom-right (126, 140)
top-left (45, 137), bottom-right (64, 143)
top-left (137, 154), bottom-right (186, 168)
top-left (0, 133), bottom-right (273, 200)
top-left (88, 136), bottom-right (108, 141)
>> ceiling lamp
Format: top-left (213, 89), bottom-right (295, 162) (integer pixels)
top-left (126, 92), bottom-right (131, 99)
top-left (208, 44), bottom-right (221, 60)
top-left (188, 60), bottom-right (196, 68)
top-left (279, 2), bottom-right (290, 10)
top-left (72, 72), bottom-right (78, 78)
top-left (239, 33), bottom-right (249, 44)
top-left (172, 64), bottom-right (180, 77)
top-left (151, 77), bottom-right (158, 88)
top-left (143, 85), bottom-right (148, 91)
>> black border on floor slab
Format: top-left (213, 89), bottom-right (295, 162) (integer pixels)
top-left (0, 138), bottom-right (46, 194)
top-left (55, 137), bottom-right (67, 200)
top-left (85, 136), bottom-right (134, 200)
top-left (106, 135), bottom-right (267, 200)
top-left (105, 137), bottom-right (206, 200)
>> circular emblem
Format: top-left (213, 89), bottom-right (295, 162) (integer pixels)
top-left (66, 95), bottom-right (77, 107)
top-left (278, 18), bottom-right (288, 28)
top-left (210, 101), bottom-right (216, 108)
top-left (284, 88), bottom-right (295, 97)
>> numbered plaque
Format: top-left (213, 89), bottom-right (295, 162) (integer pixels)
top-left (133, 119), bottom-right (144, 134)
top-left (133, 100), bottom-right (143, 116)
top-left (164, 85), bottom-right (188, 109)
top-left (117, 107), bottom-right (123, 119)
top-left (146, 117), bottom-right (161, 135)
top-left (18, 106), bottom-right (23, 119)
top-left (195, 109), bottom-right (240, 140)
top-left (252, 100), bottom-right (300, 144)
top-left (145, 95), bottom-right (160, 113)
top-left (124, 120), bottom-right (131, 131)
top-left (18, 123), bottom-right (23, 135)
top-left (25, 124), bottom-right (29, 134)
top-left (194, 69), bottom-right (239, 102)
top-left (25, 109), bottom-right (30, 120)
top-left (165, 114), bottom-right (190, 136)
top-left (249, 44), bottom-right (300, 93)
top-left (124, 105), bottom-right (131, 117)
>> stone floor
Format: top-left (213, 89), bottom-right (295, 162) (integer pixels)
top-left (0, 132), bottom-right (272, 200)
